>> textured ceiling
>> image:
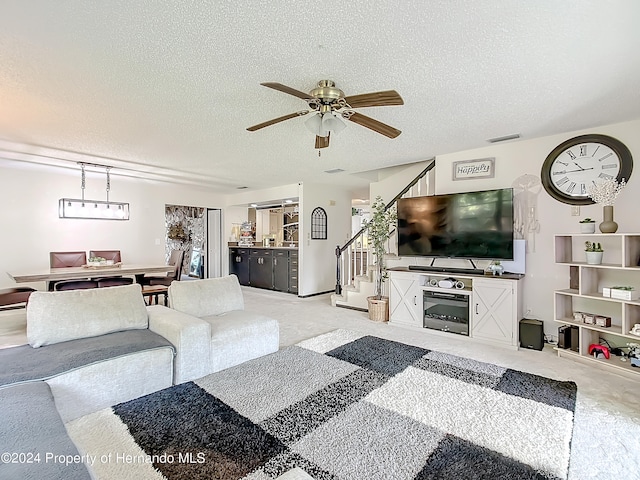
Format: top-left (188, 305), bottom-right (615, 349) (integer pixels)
top-left (1, 1), bottom-right (640, 196)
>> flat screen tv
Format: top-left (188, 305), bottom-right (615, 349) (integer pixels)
top-left (397, 188), bottom-right (514, 260)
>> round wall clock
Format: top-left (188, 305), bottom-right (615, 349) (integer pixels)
top-left (541, 134), bottom-right (633, 205)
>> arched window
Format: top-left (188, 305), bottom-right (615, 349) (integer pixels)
top-left (311, 207), bottom-right (327, 240)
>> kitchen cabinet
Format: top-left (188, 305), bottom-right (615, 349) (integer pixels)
top-left (289, 250), bottom-right (299, 294)
top-left (250, 249), bottom-right (273, 289)
top-left (229, 248), bottom-right (250, 286)
top-left (273, 250), bottom-right (289, 292)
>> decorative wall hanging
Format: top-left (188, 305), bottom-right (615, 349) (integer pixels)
top-left (452, 157), bottom-right (495, 181)
top-left (311, 207), bottom-right (327, 240)
top-left (512, 174), bottom-right (541, 253)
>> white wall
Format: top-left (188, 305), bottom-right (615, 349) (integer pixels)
top-left (373, 118), bottom-right (640, 338)
top-left (0, 161), bottom-right (225, 290)
top-left (299, 183), bottom-right (352, 296)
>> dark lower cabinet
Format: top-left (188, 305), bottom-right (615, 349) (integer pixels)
top-left (229, 248), bottom-right (250, 286)
top-left (230, 247), bottom-right (298, 293)
top-left (273, 250), bottom-right (289, 292)
top-left (289, 250), bottom-right (298, 294)
top-left (250, 249), bottom-right (273, 289)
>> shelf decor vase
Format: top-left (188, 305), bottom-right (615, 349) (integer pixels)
top-left (585, 251), bottom-right (603, 265)
top-left (599, 206), bottom-right (618, 233)
top-left (580, 222), bottom-right (595, 234)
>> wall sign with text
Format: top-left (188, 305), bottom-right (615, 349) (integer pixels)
top-left (452, 157), bottom-right (495, 181)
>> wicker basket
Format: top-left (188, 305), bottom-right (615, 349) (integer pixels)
top-left (367, 296), bottom-right (389, 322)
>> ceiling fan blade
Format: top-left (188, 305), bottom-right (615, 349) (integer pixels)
top-left (343, 112), bottom-right (401, 138)
top-left (246, 110), bottom-right (309, 131)
top-left (261, 82), bottom-right (312, 100)
top-left (315, 134), bottom-right (330, 149)
top-left (344, 90), bottom-right (404, 108)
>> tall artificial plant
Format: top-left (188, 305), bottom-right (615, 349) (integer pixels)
top-left (365, 196), bottom-right (397, 300)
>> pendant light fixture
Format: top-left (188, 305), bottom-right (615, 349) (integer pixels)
top-left (59, 163), bottom-right (130, 220)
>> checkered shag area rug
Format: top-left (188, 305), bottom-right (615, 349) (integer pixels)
top-left (67, 329), bottom-right (577, 480)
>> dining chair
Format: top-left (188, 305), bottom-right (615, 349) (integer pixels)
top-left (48, 251), bottom-right (88, 290)
top-left (140, 250), bottom-right (185, 286)
top-left (50, 251), bottom-right (87, 268)
top-left (97, 278), bottom-right (134, 288)
top-left (54, 280), bottom-right (99, 291)
top-left (89, 250), bottom-right (125, 283)
top-left (0, 287), bottom-right (36, 311)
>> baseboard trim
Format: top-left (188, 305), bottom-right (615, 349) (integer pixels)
top-left (335, 303), bottom-right (368, 312)
top-left (298, 290), bottom-right (334, 298)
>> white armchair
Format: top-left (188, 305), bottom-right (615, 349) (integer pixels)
top-left (168, 275), bottom-right (279, 372)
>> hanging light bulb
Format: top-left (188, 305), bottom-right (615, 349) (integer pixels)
top-left (322, 112), bottom-right (346, 134)
top-left (304, 113), bottom-right (327, 137)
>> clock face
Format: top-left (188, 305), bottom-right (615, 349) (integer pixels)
top-left (541, 134), bottom-right (633, 205)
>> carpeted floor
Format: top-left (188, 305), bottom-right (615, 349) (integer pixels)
top-left (2, 287), bottom-right (640, 478)
top-left (67, 330), bottom-right (577, 480)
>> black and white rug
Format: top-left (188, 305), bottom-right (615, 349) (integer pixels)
top-left (67, 329), bottom-right (577, 480)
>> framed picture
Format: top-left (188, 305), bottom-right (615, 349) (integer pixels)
top-left (188, 248), bottom-right (202, 278)
top-left (452, 157), bottom-right (495, 181)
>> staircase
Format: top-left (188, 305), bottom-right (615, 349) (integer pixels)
top-left (331, 160), bottom-right (435, 310)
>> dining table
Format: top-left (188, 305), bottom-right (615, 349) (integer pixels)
top-left (6, 264), bottom-right (174, 284)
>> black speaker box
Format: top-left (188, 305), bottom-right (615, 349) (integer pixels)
top-left (520, 319), bottom-right (544, 351)
top-left (558, 325), bottom-right (572, 349)
top-left (570, 325), bottom-right (580, 352)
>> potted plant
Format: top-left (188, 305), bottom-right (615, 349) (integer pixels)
top-left (87, 256), bottom-right (106, 266)
top-left (365, 196), bottom-right (397, 322)
top-left (579, 218), bottom-right (596, 234)
top-left (585, 241), bottom-right (603, 265)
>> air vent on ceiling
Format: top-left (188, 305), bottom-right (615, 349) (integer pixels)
top-left (487, 134), bottom-right (520, 143)
top-left (236, 186), bottom-right (249, 189)
top-left (324, 168), bottom-right (345, 174)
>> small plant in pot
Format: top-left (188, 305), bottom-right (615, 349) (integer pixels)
top-left (579, 218), bottom-right (596, 234)
top-left (364, 196), bottom-right (397, 322)
top-left (585, 241), bottom-right (603, 265)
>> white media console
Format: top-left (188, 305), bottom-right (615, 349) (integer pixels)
top-left (388, 268), bottom-right (524, 349)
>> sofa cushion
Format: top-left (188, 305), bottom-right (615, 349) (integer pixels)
top-left (0, 381), bottom-right (91, 479)
top-left (27, 284), bottom-right (148, 347)
top-left (169, 275), bottom-right (244, 318)
top-left (0, 329), bottom-right (174, 387)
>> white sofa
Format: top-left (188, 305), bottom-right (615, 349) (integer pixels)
top-left (168, 275), bottom-right (280, 373)
top-left (0, 284), bottom-right (210, 422)
top-left (0, 283), bottom-right (213, 479)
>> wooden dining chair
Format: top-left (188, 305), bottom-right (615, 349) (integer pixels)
top-left (48, 251), bottom-right (88, 290)
top-left (139, 250), bottom-right (185, 286)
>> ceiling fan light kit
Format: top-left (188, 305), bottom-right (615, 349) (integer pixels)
top-left (247, 80), bottom-right (404, 149)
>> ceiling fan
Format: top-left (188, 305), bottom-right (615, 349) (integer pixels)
top-left (246, 80), bottom-right (404, 149)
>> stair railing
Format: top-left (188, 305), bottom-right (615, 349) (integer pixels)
top-left (334, 160), bottom-right (435, 295)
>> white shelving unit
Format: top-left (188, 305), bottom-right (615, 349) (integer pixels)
top-left (553, 233), bottom-right (640, 378)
